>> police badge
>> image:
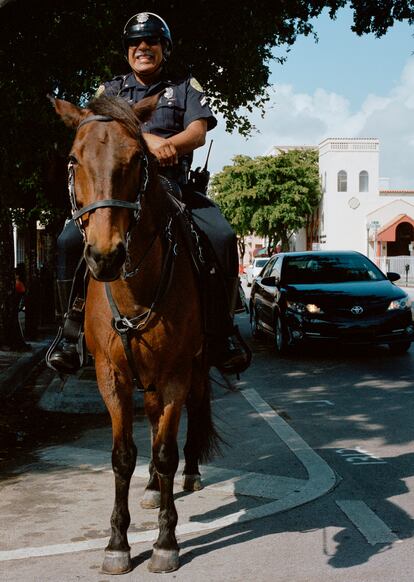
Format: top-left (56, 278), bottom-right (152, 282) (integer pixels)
top-left (164, 87), bottom-right (174, 100)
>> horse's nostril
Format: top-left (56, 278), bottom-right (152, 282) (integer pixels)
top-left (84, 242), bottom-right (127, 281)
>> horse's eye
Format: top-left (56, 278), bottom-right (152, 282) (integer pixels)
top-left (69, 154), bottom-right (78, 165)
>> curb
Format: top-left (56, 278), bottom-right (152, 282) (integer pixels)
top-left (0, 342), bottom-right (49, 399)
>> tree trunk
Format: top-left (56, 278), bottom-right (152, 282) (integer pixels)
top-left (237, 236), bottom-right (245, 268)
top-left (24, 218), bottom-right (41, 340)
top-left (0, 207), bottom-right (27, 350)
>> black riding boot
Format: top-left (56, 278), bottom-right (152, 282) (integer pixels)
top-left (209, 276), bottom-right (251, 376)
top-left (215, 277), bottom-right (251, 375)
top-left (46, 279), bottom-right (84, 374)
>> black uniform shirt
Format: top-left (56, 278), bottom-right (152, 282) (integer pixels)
top-left (100, 72), bottom-right (217, 139)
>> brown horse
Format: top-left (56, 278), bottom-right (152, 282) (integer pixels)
top-left (51, 94), bottom-right (220, 574)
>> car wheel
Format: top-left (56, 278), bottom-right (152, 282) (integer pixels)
top-left (274, 313), bottom-right (289, 355)
top-left (250, 306), bottom-right (263, 338)
top-left (388, 341), bottom-right (411, 355)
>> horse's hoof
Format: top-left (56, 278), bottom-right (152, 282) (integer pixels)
top-left (140, 489), bottom-right (161, 509)
top-left (148, 547), bottom-right (179, 573)
top-left (182, 474), bottom-right (203, 492)
top-left (101, 550), bottom-right (132, 574)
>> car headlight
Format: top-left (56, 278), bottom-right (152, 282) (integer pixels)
top-left (388, 296), bottom-right (412, 310)
top-left (287, 301), bottom-right (324, 314)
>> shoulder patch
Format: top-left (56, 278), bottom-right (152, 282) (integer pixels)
top-left (190, 77), bottom-right (204, 92)
top-left (95, 84), bottom-right (105, 98)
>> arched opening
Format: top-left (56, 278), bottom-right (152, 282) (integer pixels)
top-left (337, 170), bottom-right (347, 192)
top-left (387, 222), bottom-right (414, 256)
top-left (359, 170), bottom-right (369, 192)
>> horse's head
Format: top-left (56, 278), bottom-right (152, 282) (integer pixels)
top-left (50, 94), bottom-right (159, 281)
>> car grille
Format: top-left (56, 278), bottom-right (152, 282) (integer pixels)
top-left (325, 301), bottom-right (388, 318)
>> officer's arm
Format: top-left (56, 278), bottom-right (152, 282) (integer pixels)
top-left (143, 119), bottom-right (207, 167)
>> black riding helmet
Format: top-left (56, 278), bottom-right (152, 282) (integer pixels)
top-left (123, 12), bottom-right (172, 61)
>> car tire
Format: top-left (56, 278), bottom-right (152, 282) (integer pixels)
top-left (388, 341), bottom-right (411, 355)
top-left (250, 306), bottom-right (263, 338)
top-left (274, 313), bottom-right (289, 355)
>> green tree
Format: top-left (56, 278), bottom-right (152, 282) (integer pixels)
top-left (210, 156), bottom-right (259, 259)
top-left (212, 150), bottom-right (322, 253)
top-left (252, 150), bottom-right (322, 250)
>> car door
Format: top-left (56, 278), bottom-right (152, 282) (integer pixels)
top-left (256, 256), bottom-right (281, 331)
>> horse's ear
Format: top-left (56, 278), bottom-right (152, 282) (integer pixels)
top-left (47, 95), bottom-right (88, 129)
top-left (132, 93), bottom-right (161, 124)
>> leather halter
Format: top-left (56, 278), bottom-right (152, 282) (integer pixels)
top-left (68, 114), bottom-right (148, 229)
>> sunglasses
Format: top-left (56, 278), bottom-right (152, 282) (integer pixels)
top-left (129, 36), bottom-right (161, 47)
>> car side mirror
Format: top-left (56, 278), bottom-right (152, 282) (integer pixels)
top-left (387, 272), bottom-right (400, 282)
top-left (261, 275), bottom-right (278, 287)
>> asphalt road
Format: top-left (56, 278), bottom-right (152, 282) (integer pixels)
top-left (1, 293), bottom-right (414, 581)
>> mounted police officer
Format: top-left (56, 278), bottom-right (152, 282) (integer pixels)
top-left (47, 12), bottom-right (250, 376)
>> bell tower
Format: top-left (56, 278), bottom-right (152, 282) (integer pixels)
top-left (318, 138), bottom-right (379, 253)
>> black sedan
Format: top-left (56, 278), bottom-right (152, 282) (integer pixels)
top-left (250, 250), bottom-right (414, 355)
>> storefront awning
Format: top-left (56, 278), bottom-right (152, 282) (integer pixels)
top-left (376, 214), bottom-right (414, 242)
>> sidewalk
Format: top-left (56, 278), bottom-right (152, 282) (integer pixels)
top-left (0, 326), bottom-right (55, 399)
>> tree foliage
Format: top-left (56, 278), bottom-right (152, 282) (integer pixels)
top-left (211, 150), bottom-right (322, 252)
top-left (2, 0), bottom-right (414, 215)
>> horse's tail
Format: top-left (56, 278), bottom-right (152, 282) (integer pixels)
top-left (187, 371), bottom-right (224, 464)
top-left (199, 377), bottom-right (224, 463)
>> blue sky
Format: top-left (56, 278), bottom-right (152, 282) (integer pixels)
top-left (193, 8), bottom-right (414, 188)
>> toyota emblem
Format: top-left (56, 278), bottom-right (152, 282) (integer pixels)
top-left (351, 305), bottom-right (364, 315)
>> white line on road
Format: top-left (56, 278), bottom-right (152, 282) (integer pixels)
top-left (0, 388), bottom-right (337, 563)
top-left (336, 500), bottom-right (399, 545)
top-left (294, 400), bottom-right (335, 406)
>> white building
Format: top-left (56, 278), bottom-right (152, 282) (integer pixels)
top-left (242, 138), bottom-right (414, 279)
top-left (316, 138), bottom-right (414, 278)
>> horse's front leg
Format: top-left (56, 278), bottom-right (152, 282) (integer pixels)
top-left (141, 427), bottom-right (161, 509)
top-left (146, 396), bottom-right (182, 573)
top-left (98, 365), bottom-right (137, 575)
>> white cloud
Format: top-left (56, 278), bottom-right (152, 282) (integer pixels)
top-left (194, 57), bottom-right (414, 189)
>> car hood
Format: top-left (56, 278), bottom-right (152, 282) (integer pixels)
top-left (285, 280), bottom-right (406, 306)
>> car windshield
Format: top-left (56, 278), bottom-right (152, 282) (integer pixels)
top-left (282, 254), bottom-right (386, 284)
top-left (255, 259), bottom-right (269, 268)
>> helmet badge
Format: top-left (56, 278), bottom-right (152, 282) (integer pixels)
top-left (136, 13), bottom-right (149, 23)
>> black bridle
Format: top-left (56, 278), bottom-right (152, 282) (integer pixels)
top-left (68, 114), bottom-right (149, 238)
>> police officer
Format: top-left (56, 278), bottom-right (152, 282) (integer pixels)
top-left (47, 12), bottom-right (250, 376)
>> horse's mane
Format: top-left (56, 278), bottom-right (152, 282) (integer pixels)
top-left (87, 95), bottom-right (141, 138)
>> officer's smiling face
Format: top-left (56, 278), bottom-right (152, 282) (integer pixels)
top-left (127, 37), bottom-right (163, 82)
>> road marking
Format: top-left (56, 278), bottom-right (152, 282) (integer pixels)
top-left (336, 500), bottom-right (399, 545)
top-left (294, 400), bottom-right (335, 406)
top-left (36, 445), bottom-right (306, 500)
top-left (335, 447), bottom-right (388, 465)
top-left (0, 388), bottom-right (337, 562)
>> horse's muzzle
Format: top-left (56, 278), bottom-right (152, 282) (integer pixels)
top-left (85, 242), bottom-right (127, 281)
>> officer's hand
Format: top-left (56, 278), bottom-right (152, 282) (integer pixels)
top-left (143, 134), bottom-right (178, 167)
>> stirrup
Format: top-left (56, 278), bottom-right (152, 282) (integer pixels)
top-left (46, 297), bottom-right (86, 374)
